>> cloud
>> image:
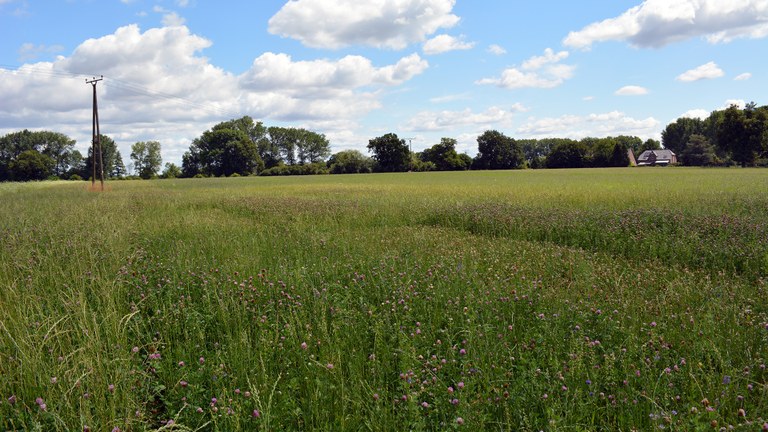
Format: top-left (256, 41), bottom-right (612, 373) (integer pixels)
top-left (268, 0), bottom-right (460, 49)
top-left (476, 48), bottom-right (574, 89)
top-left (564, 0), bottom-right (768, 49)
top-left (161, 11), bottom-right (186, 26)
top-left (403, 105), bottom-right (528, 131)
top-left (422, 34), bottom-right (474, 55)
top-left (734, 72), bottom-right (752, 80)
top-left (679, 109), bottom-right (710, 119)
top-left (615, 85), bottom-right (649, 96)
top-left (518, 111), bottom-right (660, 139)
top-left (724, 99), bottom-right (746, 109)
top-left (487, 44), bottom-right (507, 55)
top-left (676, 61), bottom-right (724, 82)
top-left (429, 93), bottom-right (471, 103)
top-left (17, 43), bottom-right (65, 62)
top-left (0, 25), bottom-right (429, 164)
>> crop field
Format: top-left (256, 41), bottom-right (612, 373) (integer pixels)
top-left (1, 168), bottom-right (767, 431)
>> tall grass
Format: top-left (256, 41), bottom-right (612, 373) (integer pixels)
top-left (1, 169), bottom-right (767, 430)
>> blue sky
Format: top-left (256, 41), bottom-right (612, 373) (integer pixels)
top-left (1, 0), bottom-right (766, 167)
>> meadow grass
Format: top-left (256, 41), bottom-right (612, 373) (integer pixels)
top-left (1, 168), bottom-right (767, 431)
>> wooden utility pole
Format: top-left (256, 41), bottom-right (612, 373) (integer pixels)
top-left (86, 76), bottom-right (104, 191)
top-left (403, 137), bottom-right (415, 153)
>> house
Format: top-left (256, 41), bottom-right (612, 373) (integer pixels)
top-left (636, 149), bottom-right (677, 166)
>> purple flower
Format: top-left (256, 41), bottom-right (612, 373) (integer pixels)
top-left (108, 384), bottom-right (115, 393)
top-left (326, 363), bottom-right (334, 370)
top-left (252, 409), bottom-right (260, 418)
top-left (456, 417), bottom-right (464, 425)
top-left (723, 375), bottom-right (731, 385)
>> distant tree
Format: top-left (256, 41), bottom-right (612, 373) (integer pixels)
top-left (680, 134), bottom-right (717, 166)
top-left (268, 127), bottom-right (299, 166)
top-left (662, 117), bottom-right (704, 154)
top-left (0, 129), bottom-right (77, 180)
top-left (609, 141), bottom-right (630, 167)
top-left (8, 150), bottom-right (55, 181)
top-left (296, 130), bottom-right (331, 164)
top-left (85, 135), bottom-right (124, 179)
top-left (546, 140), bottom-right (588, 168)
top-left (718, 105), bottom-right (759, 166)
top-left (328, 150), bottom-right (373, 174)
top-left (638, 138), bottom-right (661, 153)
top-left (613, 135), bottom-right (643, 156)
top-left (185, 127), bottom-right (263, 177)
top-left (161, 162), bottom-right (182, 179)
top-left (472, 130), bottom-right (524, 170)
top-left (420, 138), bottom-right (470, 170)
top-left (130, 141), bottom-right (163, 179)
top-left (367, 133), bottom-right (410, 172)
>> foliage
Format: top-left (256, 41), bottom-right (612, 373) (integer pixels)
top-left (419, 138), bottom-right (471, 171)
top-left (161, 162), bottom-right (182, 179)
top-left (472, 130), bottom-right (524, 170)
top-left (367, 133), bottom-right (410, 172)
top-left (662, 117), bottom-right (704, 154)
top-left (545, 139), bottom-right (588, 168)
top-left (8, 149), bottom-right (55, 181)
top-left (85, 135), bottom-right (125, 179)
top-left (327, 150), bottom-right (373, 174)
top-left (259, 162), bottom-right (329, 176)
top-left (680, 134), bottom-right (717, 166)
top-left (130, 141), bottom-right (163, 179)
top-left (183, 119), bottom-right (264, 177)
top-left (0, 130), bottom-right (78, 181)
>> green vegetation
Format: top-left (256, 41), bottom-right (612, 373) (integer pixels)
top-left (1, 168), bottom-right (767, 431)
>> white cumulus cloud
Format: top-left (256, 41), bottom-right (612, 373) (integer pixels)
top-left (676, 61), bottom-right (724, 82)
top-left (476, 48), bottom-right (574, 89)
top-left (487, 44), bottom-right (507, 55)
top-left (615, 85), bottom-right (649, 96)
top-left (518, 111), bottom-right (660, 139)
top-left (268, 0), bottom-right (460, 49)
top-left (422, 34), bottom-right (474, 55)
top-left (564, 0), bottom-right (768, 49)
top-left (0, 24), bottom-right (430, 165)
top-left (734, 72), bottom-right (752, 80)
top-left (404, 105), bottom-right (528, 131)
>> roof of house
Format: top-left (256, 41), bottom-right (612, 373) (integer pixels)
top-left (637, 149), bottom-right (676, 161)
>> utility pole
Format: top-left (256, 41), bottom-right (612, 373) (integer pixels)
top-left (86, 76), bottom-right (104, 191)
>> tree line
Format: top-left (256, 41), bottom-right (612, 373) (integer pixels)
top-left (2, 103), bottom-right (766, 182)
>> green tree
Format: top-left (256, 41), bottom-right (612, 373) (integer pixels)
top-left (717, 104), bottom-right (765, 167)
top-left (85, 135), bottom-right (124, 179)
top-left (161, 162), bottom-right (182, 179)
top-left (546, 140), bottom-right (588, 168)
top-left (184, 125), bottom-right (263, 177)
top-left (472, 130), bottom-right (524, 170)
top-left (0, 130), bottom-right (77, 180)
top-left (662, 117), bottom-right (704, 154)
top-left (130, 141), bottom-right (163, 179)
top-left (297, 130), bottom-right (331, 164)
top-left (367, 133), bottom-right (410, 172)
top-left (638, 138), bottom-right (661, 153)
top-left (420, 138), bottom-right (470, 171)
top-left (8, 150), bottom-right (55, 181)
top-left (680, 134), bottom-right (716, 166)
top-left (268, 127), bottom-right (299, 165)
top-left (328, 150), bottom-right (373, 174)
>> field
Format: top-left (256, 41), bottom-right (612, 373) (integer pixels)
top-left (1, 168), bottom-right (767, 431)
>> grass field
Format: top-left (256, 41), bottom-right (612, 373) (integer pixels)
top-left (1, 168), bottom-right (767, 431)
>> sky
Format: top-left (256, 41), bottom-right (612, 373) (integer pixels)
top-left (1, 0), bottom-right (766, 168)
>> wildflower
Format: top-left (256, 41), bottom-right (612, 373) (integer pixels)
top-left (112, 428), bottom-right (121, 432)
top-left (373, 393), bottom-right (379, 401)
top-left (586, 379), bottom-right (591, 385)
top-left (50, 376), bottom-right (57, 384)
top-left (300, 342), bottom-right (308, 350)
top-left (252, 409), bottom-right (260, 418)
top-left (199, 357), bottom-right (205, 365)
top-left (457, 381), bottom-right (465, 389)
top-left (723, 376), bottom-right (731, 385)
top-left (448, 386), bottom-right (454, 393)
top-left (108, 384), bottom-right (115, 393)
top-left (326, 363), bottom-right (334, 370)
top-left (650, 321), bottom-right (657, 327)
top-left (421, 401), bottom-right (429, 408)
top-left (737, 408), bottom-right (746, 417)
top-left (196, 407), bottom-right (204, 413)
top-left (180, 380), bottom-right (188, 388)
top-left (459, 349), bottom-right (466, 356)
top-left (8, 395), bottom-right (16, 405)
top-left (451, 398), bottom-right (459, 405)
top-left (456, 417), bottom-right (464, 425)
top-left (178, 361), bottom-right (185, 367)
top-left (131, 346), bottom-right (139, 353)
